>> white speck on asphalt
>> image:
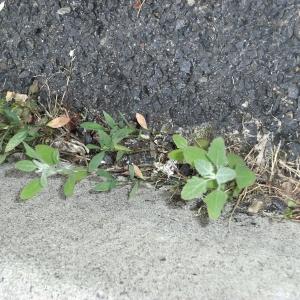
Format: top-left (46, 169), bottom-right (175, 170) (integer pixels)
top-left (57, 7), bottom-right (71, 15)
top-left (0, 1), bottom-right (5, 12)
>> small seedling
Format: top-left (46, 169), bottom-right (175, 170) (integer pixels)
top-left (15, 143), bottom-right (87, 200)
top-left (0, 98), bottom-right (40, 163)
top-left (80, 111), bottom-right (136, 172)
top-left (168, 135), bottom-right (256, 219)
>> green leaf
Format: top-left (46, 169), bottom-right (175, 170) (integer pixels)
top-left (112, 127), bottom-right (134, 145)
top-left (23, 142), bottom-right (39, 159)
top-left (129, 165), bottom-right (135, 180)
top-left (27, 126), bottom-right (40, 137)
top-left (15, 160), bottom-right (37, 172)
top-left (97, 169), bottom-right (113, 179)
top-left (3, 108), bottom-right (20, 125)
top-left (168, 149), bottom-right (184, 161)
top-left (5, 130), bottom-right (28, 152)
top-left (235, 165), bottom-right (256, 189)
top-left (204, 190), bottom-right (228, 220)
top-left (88, 151), bottom-right (105, 172)
top-left (172, 134), bottom-right (188, 149)
top-left (227, 153), bottom-right (246, 169)
top-left (207, 179), bottom-right (218, 190)
top-left (73, 169), bottom-right (88, 182)
top-left (40, 172), bottom-right (48, 187)
top-left (233, 186), bottom-right (243, 198)
top-left (215, 167), bottom-right (236, 185)
top-left (94, 180), bottom-right (117, 192)
top-left (129, 181), bottom-right (140, 200)
top-left (86, 144), bottom-right (101, 150)
top-left (35, 145), bottom-right (59, 165)
top-left (52, 149), bottom-right (60, 165)
top-left (103, 111), bottom-right (116, 128)
top-left (80, 122), bottom-right (104, 131)
top-left (207, 137), bottom-right (228, 167)
top-left (0, 153), bottom-right (7, 165)
top-left (181, 176), bottom-right (208, 200)
top-left (97, 129), bottom-right (112, 149)
top-left (20, 178), bottom-right (43, 200)
top-left (118, 111), bottom-right (132, 127)
top-left (116, 151), bottom-right (125, 162)
top-left (183, 146), bottom-right (208, 166)
top-left (194, 138), bottom-right (210, 149)
top-left (63, 175), bottom-right (76, 197)
top-left (114, 144), bottom-right (131, 152)
top-left (194, 159), bottom-right (214, 177)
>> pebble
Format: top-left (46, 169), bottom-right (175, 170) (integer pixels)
top-left (247, 200), bottom-right (264, 214)
top-left (187, 0), bottom-right (195, 6)
top-left (57, 7), bottom-right (71, 15)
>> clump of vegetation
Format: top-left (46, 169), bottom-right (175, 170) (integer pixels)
top-left (80, 111), bottom-right (136, 172)
top-left (79, 111), bottom-right (148, 196)
top-left (15, 143), bottom-right (87, 200)
top-left (168, 135), bottom-right (256, 219)
top-left (1, 89), bottom-right (298, 222)
top-left (0, 97), bottom-right (41, 163)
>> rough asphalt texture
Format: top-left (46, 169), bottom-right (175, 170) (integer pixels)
top-left (0, 163), bottom-right (299, 300)
top-left (0, 1), bottom-right (300, 149)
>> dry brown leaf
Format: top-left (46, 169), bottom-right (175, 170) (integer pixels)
top-left (6, 91), bottom-right (28, 103)
top-left (133, 164), bottom-right (144, 180)
top-left (136, 113), bottom-right (148, 129)
top-left (133, 0), bottom-right (142, 10)
top-left (47, 115), bottom-right (71, 128)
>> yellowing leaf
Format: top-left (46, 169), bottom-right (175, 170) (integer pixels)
top-left (136, 113), bottom-right (148, 129)
top-left (47, 115), bottom-right (70, 128)
top-left (133, 164), bottom-right (144, 179)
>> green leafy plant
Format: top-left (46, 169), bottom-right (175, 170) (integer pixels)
top-left (94, 168), bottom-right (117, 192)
top-left (80, 111), bottom-right (136, 173)
top-left (127, 164), bottom-right (143, 199)
top-left (0, 98), bottom-right (40, 163)
top-left (15, 143), bottom-right (87, 200)
top-left (169, 135), bottom-right (256, 219)
top-left (79, 111), bottom-right (141, 195)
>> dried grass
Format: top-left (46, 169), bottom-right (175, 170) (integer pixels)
top-left (230, 136), bottom-right (300, 222)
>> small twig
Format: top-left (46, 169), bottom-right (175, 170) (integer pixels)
top-left (278, 160), bottom-right (300, 178)
top-left (137, 0), bottom-right (146, 17)
top-left (270, 141), bottom-right (281, 182)
top-left (228, 185), bottom-right (260, 229)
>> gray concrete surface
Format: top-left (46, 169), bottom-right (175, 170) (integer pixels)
top-left (0, 163), bottom-right (299, 300)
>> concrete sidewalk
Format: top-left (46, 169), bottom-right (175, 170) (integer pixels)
top-left (0, 163), bottom-right (299, 300)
